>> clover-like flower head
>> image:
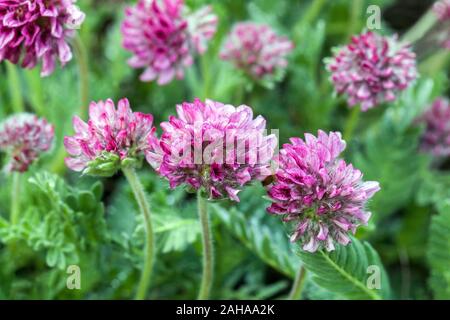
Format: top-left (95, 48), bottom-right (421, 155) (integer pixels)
top-left (0, 113), bottom-right (54, 172)
top-left (64, 98), bottom-right (155, 177)
top-left (417, 97), bottom-right (450, 157)
top-left (220, 22), bottom-right (294, 86)
top-left (146, 98), bottom-right (277, 201)
top-left (325, 31), bottom-right (417, 111)
top-left (266, 131), bottom-right (380, 252)
top-left (0, 0), bottom-right (85, 76)
top-left (121, 0), bottom-right (217, 85)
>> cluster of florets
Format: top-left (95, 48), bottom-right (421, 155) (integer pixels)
top-left (121, 0), bottom-right (217, 85)
top-left (64, 98), bottom-right (155, 176)
top-left (325, 31), bottom-right (417, 111)
top-left (145, 98), bottom-right (277, 201)
top-left (0, 113), bottom-right (54, 172)
top-left (417, 97), bottom-right (450, 157)
top-left (0, 0), bottom-right (85, 76)
top-left (266, 131), bottom-right (380, 252)
top-left (220, 22), bottom-right (294, 85)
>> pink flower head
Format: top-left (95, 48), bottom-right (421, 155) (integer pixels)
top-left (220, 22), bottom-right (294, 84)
top-left (434, 0), bottom-right (450, 21)
top-left (121, 0), bottom-right (217, 85)
top-left (326, 31), bottom-right (417, 111)
top-left (266, 131), bottom-right (380, 252)
top-left (0, 113), bottom-right (54, 172)
top-left (0, 0), bottom-right (85, 76)
top-left (417, 97), bottom-right (450, 156)
top-left (146, 98), bottom-right (278, 201)
top-left (64, 98), bottom-right (155, 177)
top-left (433, 1), bottom-right (450, 49)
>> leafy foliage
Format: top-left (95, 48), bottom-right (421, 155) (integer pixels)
top-left (427, 202), bottom-right (450, 299)
top-left (298, 237), bottom-right (391, 300)
top-left (0, 172), bottom-right (107, 269)
top-left (212, 204), bottom-right (299, 279)
top-left (107, 173), bottom-right (201, 260)
top-left (352, 79), bottom-right (439, 220)
top-left (0, 0), bottom-right (448, 300)
top-left (0, 172), bottom-right (108, 298)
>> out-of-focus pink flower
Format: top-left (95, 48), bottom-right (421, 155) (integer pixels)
top-left (146, 98), bottom-right (277, 201)
top-left (64, 98), bottom-right (155, 176)
top-left (434, 0), bottom-right (450, 21)
top-left (220, 22), bottom-right (294, 84)
top-left (0, 0), bottom-right (85, 76)
top-left (121, 0), bottom-right (217, 85)
top-left (0, 113), bottom-right (54, 172)
top-left (266, 131), bottom-right (380, 252)
top-left (417, 97), bottom-right (450, 157)
top-left (433, 1), bottom-right (450, 49)
top-left (325, 31), bottom-right (417, 111)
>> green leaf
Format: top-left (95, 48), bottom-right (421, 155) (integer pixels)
top-left (107, 174), bottom-right (200, 255)
top-left (211, 204), bottom-right (300, 278)
top-left (298, 237), bottom-right (391, 300)
top-left (0, 172), bottom-right (108, 272)
top-left (427, 201), bottom-right (450, 299)
top-left (418, 171), bottom-right (450, 212)
top-left (153, 205), bottom-right (201, 253)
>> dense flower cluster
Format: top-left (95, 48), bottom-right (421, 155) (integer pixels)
top-left (0, 113), bottom-right (54, 172)
top-left (417, 97), bottom-right (450, 157)
top-left (64, 98), bottom-right (155, 176)
top-left (121, 0), bottom-right (217, 85)
top-left (220, 22), bottom-right (294, 83)
top-left (325, 31), bottom-right (417, 111)
top-left (266, 131), bottom-right (380, 252)
top-left (146, 98), bottom-right (277, 201)
top-left (0, 0), bottom-right (85, 76)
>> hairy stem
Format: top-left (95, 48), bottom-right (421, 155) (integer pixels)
top-left (50, 37), bottom-right (89, 175)
top-left (123, 167), bottom-right (155, 300)
top-left (401, 10), bottom-right (437, 44)
top-left (347, 0), bottom-right (363, 39)
top-left (343, 106), bottom-right (360, 142)
top-left (197, 191), bottom-right (214, 300)
top-left (73, 36), bottom-right (89, 118)
top-left (10, 172), bottom-right (21, 225)
top-left (288, 266), bottom-right (307, 300)
top-left (24, 69), bottom-right (46, 116)
top-left (303, 0), bottom-right (327, 26)
top-left (6, 62), bottom-right (24, 114)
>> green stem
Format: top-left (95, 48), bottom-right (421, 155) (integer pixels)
top-left (343, 106), bottom-right (360, 142)
top-left (73, 36), bottom-right (89, 117)
top-left (419, 50), bottom-right (450, 75)
top-left (10, 172), bottom-right (21, 225)
top-left (122, 167), bottom-right (155, 300)
top-left (201, 55), bottom-right (211, 99)
top-left (293, 0), bottom-right (326, 33)
top-left (6, 62), bottom-right (24, 114)
top-left (0, 215), bottom-right (8, 228)
top-left (49, 37), bottom-right (89, 175)
top-left (347, 0), bottom-right (363, 39)
top-left (302, 0), bottom-right (326, 26)
top-left (288, 266), bottom-right (307, 300)
top-left (401, 10), bottom-right (437, 44)
top-left (24, 69), bottom-right (46, 116)
top-left (197, 191), bottom-right (213, 300)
